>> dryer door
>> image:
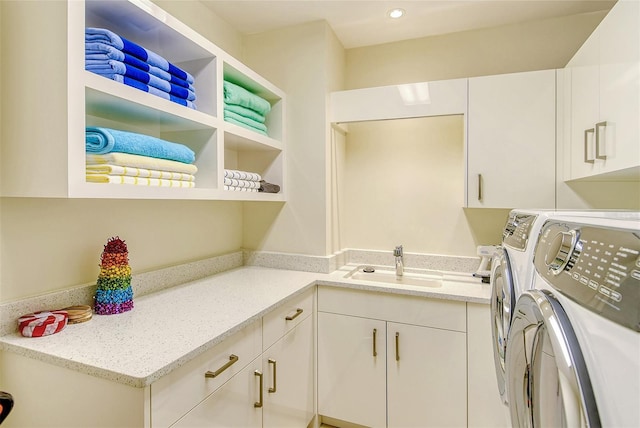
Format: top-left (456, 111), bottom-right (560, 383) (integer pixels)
top-left (490, 247), bottom-right (516, 404)
top-left (506, 289), bottom-right (601, 428)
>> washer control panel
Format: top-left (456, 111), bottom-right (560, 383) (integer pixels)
top-left (534, 220), bottom-right (640, 332)
top-left (503, 212), bottom-right (539, 251)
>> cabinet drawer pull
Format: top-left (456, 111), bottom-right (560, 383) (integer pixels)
top-left (285, 308), bottom-right (303, 321)
top-left (373, 328), bottom-right (378, 357)
top-left (395, 332), bottom-right (400, 361)
top-left (477, 174), bottom-right (483, 201)
top-left (584, 128), bottom-right (595, 163)
top-left (268, 359), bottom-right (277, 393)
top-left (204, 354), bottom-right (239, 378)
top-left (595, 121), bottom-right (608, 160)
top-left (254, 370), bottom-right (263, 408)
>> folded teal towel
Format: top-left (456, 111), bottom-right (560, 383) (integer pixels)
top-left (224, 111), bottom-right (268, 136)
top-left (86, 127), bottom-right (195, 164)
top-left (224, 102), bottom-right (266, 123)
top-left (223, 81), bottom-right (271, 116)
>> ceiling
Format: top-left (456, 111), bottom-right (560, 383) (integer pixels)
top-left (200, 0), bottom-right (616, 49)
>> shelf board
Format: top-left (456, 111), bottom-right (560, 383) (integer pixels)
top-left (224, 123), bottom-right (283, 152)
top-left (85, 71), bottom-right (218, 132)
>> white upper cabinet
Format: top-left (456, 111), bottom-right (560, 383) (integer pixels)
top-left (466, 69), bottom-right (557, 209)
top-left (565, 0), bottom-right (640, 181)
top-left (0, 0), bottom-right (286, 201)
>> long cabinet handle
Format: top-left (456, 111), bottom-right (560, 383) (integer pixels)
top-left (254, 370), bottom-right (263, 408)
top-left (584, 128), bottom-right (595, 163)
top-left (205, 354), bottom-right (238, 378)
top-left (373, 328), bottom-right (378, 357)
top-left (395, 332), bottom-right (400, 361)
top-left (285, 308), bottom-right (303, 321)
top-left (595, 121), bottom-right (608, 160)
top-left (268, 359), bottom-right (277, 393)
top-left (477, 174), bottom-right (483, 201)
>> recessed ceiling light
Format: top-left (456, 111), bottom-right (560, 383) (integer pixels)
top-left (388, 8), bottom-right (405, 19)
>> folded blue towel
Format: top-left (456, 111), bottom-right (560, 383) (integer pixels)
top-left (85, 42), bottom-right (193, 90)
top-left (224, 110), bottom-right (268, 136)
top-left (89, 71), bottom-right (196, 109)
top-left (85, 27), bottom-right (194, 84)
top-left (86, 126), bottom-right (196, 164)
top-left (86, 60), bottom-right (196, 101)
top-left (223, 81), bottom-right (272, 116)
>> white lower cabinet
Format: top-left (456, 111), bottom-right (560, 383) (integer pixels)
top-left (170, 289), bottom-right (315, 428)
top-left (317, 287), bottom-right (467, 428)
top-left (263, 315), bottom-right (315, 427)
top-left (171, 359), bottom-right (264, 428)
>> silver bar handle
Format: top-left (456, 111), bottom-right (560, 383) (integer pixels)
top-left (395, 332), bottom-right (400, 361)
top-left (268, 359), bottom-right (277, 393)
top-left (477, 174), bottom-right (483, 201)
top-left (595, 121), bottom-right (608, 160)
top-left (584, 128), bottom-right (595, 163)
top-left (205, 354), bottom-right (238, 378)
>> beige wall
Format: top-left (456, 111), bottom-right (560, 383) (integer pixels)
top-left (345, 11), bottom-right (608, 88)
top-left (0, 1), bottom-right (244, 303)
top-left (241, 21), bottom-right (345, 256)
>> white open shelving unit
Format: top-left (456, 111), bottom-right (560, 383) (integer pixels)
top-left (1, 0), bottom-right (286, 201)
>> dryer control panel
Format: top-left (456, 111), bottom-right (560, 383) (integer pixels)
top-left (534, 220), bottom-right (640, 332)
top-left (503, 212), bottom-right (539, 251)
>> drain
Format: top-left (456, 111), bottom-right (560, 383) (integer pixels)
top-left (362, 266), bottom-right (376, 273)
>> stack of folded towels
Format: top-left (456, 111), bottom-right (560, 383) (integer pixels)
top-left (223, 81), bottom-right (271, 136)
top-left (85, 27), bottom-right (197, 109)
top-left (224, 169), bottom-right (261, 192)
top-left (86, 127), bottom-right (197, 188)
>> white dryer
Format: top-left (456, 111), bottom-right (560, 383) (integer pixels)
top-left (506, 213), bottom-right (640, 427)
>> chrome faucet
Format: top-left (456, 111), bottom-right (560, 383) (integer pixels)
top-left (394, 245), bottom-right (404, 277)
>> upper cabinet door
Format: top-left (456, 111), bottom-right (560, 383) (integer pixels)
top-left (566, 0), bottom-right (640, 180)
top-left (467, 69), bottom-right (557, 209)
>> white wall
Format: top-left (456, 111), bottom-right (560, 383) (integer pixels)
top-left (241, 21), bottom-right (345, 256)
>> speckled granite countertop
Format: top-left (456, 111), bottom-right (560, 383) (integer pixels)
top-left (0, 265), bottom-right (491, 388)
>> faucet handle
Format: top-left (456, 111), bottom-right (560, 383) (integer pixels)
top-left (394, 245), bottom-right (403, 257)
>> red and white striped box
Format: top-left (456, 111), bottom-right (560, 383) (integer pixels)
top-left (18, 311), bottom-right (68, 338)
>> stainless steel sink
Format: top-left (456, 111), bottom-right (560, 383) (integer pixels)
top-left (344, 265), bottom-right (443, 288)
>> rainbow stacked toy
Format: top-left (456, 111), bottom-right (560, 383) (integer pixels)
top-left (94, 236), bottom-right (134, 315)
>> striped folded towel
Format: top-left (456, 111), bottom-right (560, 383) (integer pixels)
top-left (87, 153), bottom-right (198, 175)
top-left (86, 175), bottom-right (195, 188)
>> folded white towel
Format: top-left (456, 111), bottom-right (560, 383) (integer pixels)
top-left (223, 177), bottom-right (260, 189)
top-left (224, 185), bottom-right (258, 192)
top-left (87, 153), bottom-right (198, 175)
top-left (86, 164), bottom-right (195, 181)
top-left (224, 169), bottom-right (261, 182)
top-left (86, 174), bottom-right (195, 188)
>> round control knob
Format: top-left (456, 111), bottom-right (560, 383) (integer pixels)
top-left (545, 230), bottom-right (578, 275)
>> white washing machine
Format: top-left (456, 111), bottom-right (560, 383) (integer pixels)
top-left (506, 213), bottom-right (640, 427)
top-left (491, 209), bottom-right (550, 404)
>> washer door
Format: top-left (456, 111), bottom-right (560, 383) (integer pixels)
top-left (490, 247), bottom-right (515, 404)
top-left (506, 289), bottom-right (601, 428)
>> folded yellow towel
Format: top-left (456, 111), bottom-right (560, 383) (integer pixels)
top-left (86, 153), bottom-right (197, 175)
top-left (86, 164), bottom-right (195, 181)
top-left (86, 174), bottom-right (195, 188)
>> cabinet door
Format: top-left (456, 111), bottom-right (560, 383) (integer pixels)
top-left (467, 70), bottom-right (556, 208)
top-left (263, 315), bottom-right (314, 428)
top-left (317, 312), bottom-right (386, 428)
top-left (171, 360), bottom-right (263, 428)
top-left (387, 322), bottom-right (466, 428)
top-left (597, 0), bottom-right (640, 176)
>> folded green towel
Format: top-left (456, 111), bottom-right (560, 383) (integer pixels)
top-left (224, 110), bottom-right (268, 136)
top-left (223, 80), bottom-right (271, 116)
top-left (224, 102), bottom-right (266, 123)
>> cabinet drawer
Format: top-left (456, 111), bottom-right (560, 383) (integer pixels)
top-left (263, 288), bottom-right (314, 351)
top-left (318, 286), bottom-right (466, 332)
top-left (151, 320), bottom-right (262, 428)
